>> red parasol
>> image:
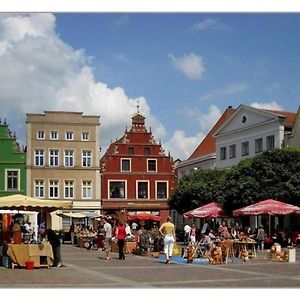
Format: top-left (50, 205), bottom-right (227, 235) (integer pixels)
top-left (183, 202), bottom-right (225, 218)
top-left (127, 213), bottom-right (160, 222)
top-left (233, 199), bottom-right (300, 216)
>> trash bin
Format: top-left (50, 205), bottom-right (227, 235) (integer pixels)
top-left (288, 248), bottom-right (296, 263)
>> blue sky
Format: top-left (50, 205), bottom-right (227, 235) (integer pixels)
top-left (0, 13), bottom-right (300, 160)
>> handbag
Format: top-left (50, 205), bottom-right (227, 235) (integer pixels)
top-left (172, 244), bottom-right (180, 256)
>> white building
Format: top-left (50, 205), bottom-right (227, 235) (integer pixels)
top-left (214, 105), bottom-right (298, 169)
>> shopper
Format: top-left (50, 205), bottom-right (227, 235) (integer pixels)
top-left (256, 225), bottom-right (265, 251)
top-left (115, 221), bottom-right (126, 260)
top-left (159, 216), bottom-right (176, 264)
top-left (102, 218), bottom-right (112, 260)
top-left (190, 223), bottom-right (197, 243)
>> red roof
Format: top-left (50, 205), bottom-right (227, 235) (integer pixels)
top-left (188, 106), bottom-right (235, 159)
top-left (264, 110), bottom-right (297, 128)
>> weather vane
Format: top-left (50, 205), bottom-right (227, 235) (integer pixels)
top-left (137, 100), bottom-right (140, 114)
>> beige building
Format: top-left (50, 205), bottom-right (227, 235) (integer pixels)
top-left (26, 111), bottom-right (101, 229)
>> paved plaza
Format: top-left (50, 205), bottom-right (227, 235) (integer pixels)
top-left (1, 244), bottom-right (300, 288)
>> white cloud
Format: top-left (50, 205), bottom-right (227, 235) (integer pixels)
top-left (0, 13), bottom-right (167, 155)
top-left (250, 101), bottom-right (284, 111)
top-left (191, 18), bottom-right (227, 31)
top-left (200, 83), bottom-right (248, 101)
top-left (113, 14), bottom-right (130, 27)
top-left (164, 105), bottom-right (222, 160)
top-left (168, 52), bottom-right (205, 80)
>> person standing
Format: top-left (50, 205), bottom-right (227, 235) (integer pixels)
top-left (69, 222), bottom-right (75, 245)
top-left (115, 221), bottom-right (126, 260)
top-left (190, 223), bottom-right (197, 243)
top-left (159, 216), bottom-right (176, 264)
top-left (256, 225), bottom-right (265, 251)
top-left (183, 224), bottom-right (191, 245)
top-left (103, 218), bottom-right (112, 260)
top-left (218, 221), bottom-right (230, 239)
top-left (47, 229), bottom-right (64, 267)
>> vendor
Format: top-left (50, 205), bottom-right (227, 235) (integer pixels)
top-left (12, 220), bottom-right (22, 244)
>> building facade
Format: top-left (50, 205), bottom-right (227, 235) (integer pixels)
top-left (214, 105), bottom-right (297, 169)
top-left (26, 111), bottom-right (101, 229)
top-left (0, 119), bottom-right (26, 197)
top-left (100, 112), bottom-right (176, 224)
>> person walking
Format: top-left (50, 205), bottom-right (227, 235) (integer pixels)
top-left (159, 216), bottom-right (176, 264)
top-left (102, 218), bottom-right (112, 260)
top-left (115, 221), bottom-right (126, 260)
top-left (69, 222), bottom-right (75, 245)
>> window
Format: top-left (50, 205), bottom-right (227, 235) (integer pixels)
top-left (242, 141), bottom-right (249, 156)
top-left (147, 159), bottom-right (157, 172)
top-left (229, 144), bottom-right (236, 159)
top-left (6, 170), bottom-right (19, 191)
top-left (64, 150), bottom-right (74, 167)
top-left (156, 182), bottom-right (167, 199)
top-left (266, 135), bottom-right (275, 150)
top-left (255, 138), bottom-right (263, 153)
top-left (34, 180), bottom-right (44, 198)
top-left (37, 131), bottom-right (45, 139)
top-left (49, 180), bottom-right (59, 198)
top-left (220, 147), bottom-right (227, 160)
top-left (64, 180), bottom-right (74, 199)
top-left (82, 180), bottom-right (92, 199)
top-left (121, 158), bottom-right (131, 172)
top-left (35, 149), bottom-right (44, 166)
top-left (49, 149), bottom-right (59, 166)
top-left (144, 147), bottom-right (150, 155)
top-left (109, 181), bottom-right (125, 198)
top-left (65, 131), bottom-right (73, 140)
top-left (82, 150), bottom-right (92, 167)
top-left (50, 131), bottom-right (58, 140)
top-left (137, 181), bottom-right (149, 199)
top-left (82, 132), bottom-right (89, 141)
top-left (128, 147), bottom-right (134, 155)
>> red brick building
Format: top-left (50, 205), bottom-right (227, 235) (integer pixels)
top-left (100, 112), bottom-right (176, 224)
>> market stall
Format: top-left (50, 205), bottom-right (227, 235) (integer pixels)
top-left (7, 242), bottom-right (53, 268)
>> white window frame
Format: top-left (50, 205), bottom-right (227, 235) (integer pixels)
top-left (108, 180), bottom-right (127, 199)
top-left (147, 159), bottom-right (157, 172)
top-left (266, 135), bottom-right (275, 151)
top-left (34, 149), bottom-right (45, 166)
top-left (49, 180), bottom-right (59, 199)
top-left (229, 144), bottom-right (236, 159)
top-left (64, 180), bottom-right (74, 199)
top-left (220, 146), bottom-right (227, 160)
top-left (64, 149), bottom-right (74, 167)
top-left (121, 158), bottom-right (131, 172)
top-left (50, 131), bottom-right (59, 140)
top-left (82, 180), bottom-right (92, 199)
top-left (155, 180), bottom-right (168, 199)
top-left (255, 138), bottom-right (263, 153)
top-left (37, 130), bottom-right (45, 140)
top-left (241, 141), bottom-right (249, 156)
top-left (5, 169), bottom-right (20, 191)
top-left (136, 180), bottom-right (150, 199)
top-left (81, 132), bottom-right (89, 141)
top-left (65, 131), bottom-right (74, 141)
top-left (34, 179), bottom-right (45, 198)
top-left (49, 149), bottom-right (59, 167)
top-left (82, 150), bottom-right (92, 167)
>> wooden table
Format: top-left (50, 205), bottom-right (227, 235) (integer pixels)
top-left (233, 240), bottom-right (257, 258)
top-left (7, 243), bottom-right (54, 268)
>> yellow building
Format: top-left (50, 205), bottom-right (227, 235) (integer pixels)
top-left (26, 111), bottom-right (101, 229)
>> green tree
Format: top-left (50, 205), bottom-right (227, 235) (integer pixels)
top-left (168, 169), bottom-right (227, 214)
top-left (223, 148), bottom-right (300, 212)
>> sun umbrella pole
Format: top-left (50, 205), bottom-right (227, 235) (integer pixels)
top-left (269, 214), bottom-right (271, 238)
